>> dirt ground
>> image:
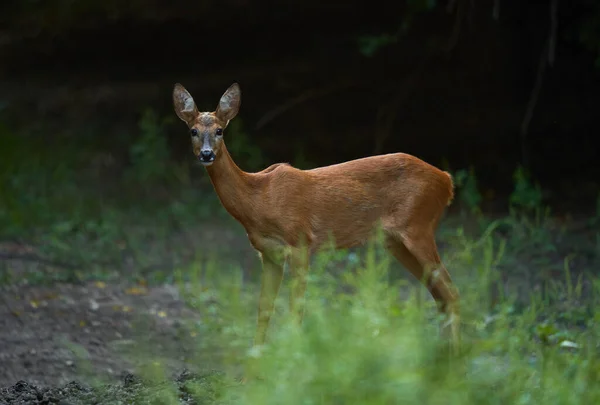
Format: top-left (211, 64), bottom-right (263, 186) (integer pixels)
top-left (0, 276), bottom-right (240, 404)
top-left (0, 222), bottom-right (259, 389)
top-left (0, 279), bottom-right (207, 388)
top-left (0, 225), bottom-right (258, 405)
top-left (0, 369), bottom-right (227, 404)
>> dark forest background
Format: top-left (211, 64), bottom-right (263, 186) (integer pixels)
top-left (1, 0), bottom-right (599, 211)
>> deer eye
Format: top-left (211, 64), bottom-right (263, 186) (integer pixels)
top-left (190, 128), bottom-right (199, 137)
top-left (215, 128), bottom-right (223, 136)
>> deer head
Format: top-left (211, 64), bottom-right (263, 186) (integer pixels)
top-left (172, 83), bottom-right (241, 166)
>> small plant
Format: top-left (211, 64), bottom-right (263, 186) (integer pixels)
top-left (503, 166), bottom-right (557, 259)
top-left (509, 165), bottom-right (544, 214)
top-left (589, 192), bottom-right (600, 228)
top-left (126, 108), bottom-right (175, 184)
top-left (453, 167), bottom-right (483, 216)
top-left (358, 33), bottom-right (400, 57)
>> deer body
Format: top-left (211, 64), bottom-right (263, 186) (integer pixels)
top-left (208, 146), bottom-right (453, 252)
top-left (173, 83), bottom-right (460, 355)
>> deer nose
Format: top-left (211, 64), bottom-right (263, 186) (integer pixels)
top-left (200, 149), bottom-right (215, 162)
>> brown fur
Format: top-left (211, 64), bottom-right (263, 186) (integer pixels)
top-left (173, 83), bottom-right (461, 359)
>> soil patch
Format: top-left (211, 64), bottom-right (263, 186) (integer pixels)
top-left (0, 370), bottom-right (227, 404)
top-left (0, 280), bottom-right (205, 389)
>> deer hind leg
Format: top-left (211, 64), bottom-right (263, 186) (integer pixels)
top-left (385, 230), bottom-right (460, 351)
top-left (254, 251), bottom-right (285, 347)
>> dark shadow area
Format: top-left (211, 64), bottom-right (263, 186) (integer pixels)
top-left (1, 0), bottom-right (598, 208)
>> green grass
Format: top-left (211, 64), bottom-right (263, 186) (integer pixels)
top-left (119, 225), bottom-right (600, 405)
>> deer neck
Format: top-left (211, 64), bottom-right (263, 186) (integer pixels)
top-left (205, 143), bottom-right (259, 226)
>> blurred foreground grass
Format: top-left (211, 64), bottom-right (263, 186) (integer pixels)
top-left (125, 228), bottom-right (600, 405)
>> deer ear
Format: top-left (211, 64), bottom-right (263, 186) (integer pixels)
top-left (173, 83), bottom-right (198, 124)
top-left (215, 83), bottom-right (241, 124)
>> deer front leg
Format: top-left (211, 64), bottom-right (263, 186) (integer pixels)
top-left (289, 247), bottom-right (310, 326)
top-left (254, 251), bottom-right (285, 347)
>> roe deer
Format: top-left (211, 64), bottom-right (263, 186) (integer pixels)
top-left (172, 82), bottom-right (460, 354)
